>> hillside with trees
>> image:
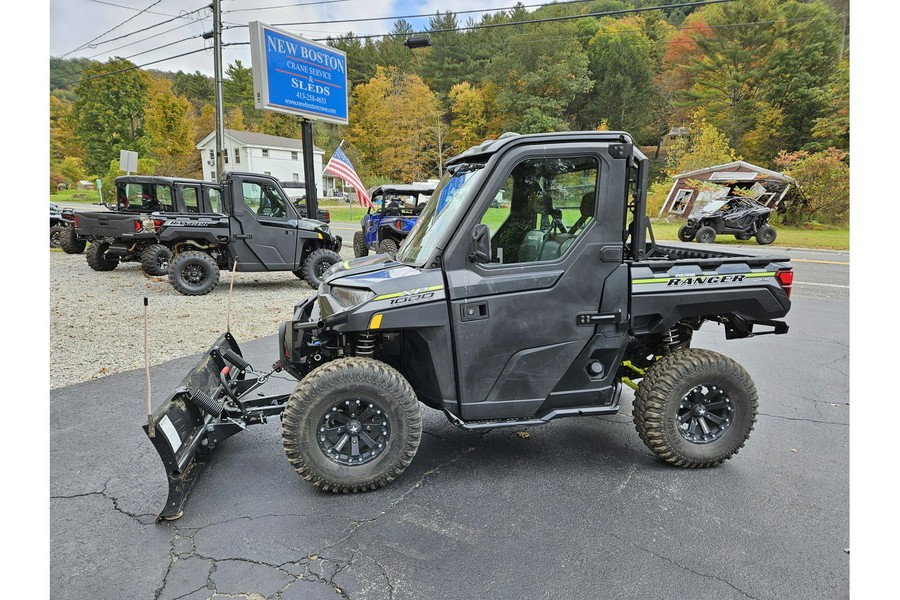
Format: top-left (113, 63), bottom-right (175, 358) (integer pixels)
top-left (49, 0), bottom-right (849, 223)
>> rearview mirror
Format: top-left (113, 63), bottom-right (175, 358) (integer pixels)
top-left (470, 223), bottom-right (491, 263)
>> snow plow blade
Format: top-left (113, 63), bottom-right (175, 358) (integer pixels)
top-left (144, 332), bottom-right (289, 522)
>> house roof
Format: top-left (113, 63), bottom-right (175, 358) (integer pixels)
top-left (197, 129), bottom-right (323, 153)
top-left (673, 160), bottom-right (794, 183)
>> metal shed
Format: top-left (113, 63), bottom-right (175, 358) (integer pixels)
top-left (660, 161), bottom-right (795, 219)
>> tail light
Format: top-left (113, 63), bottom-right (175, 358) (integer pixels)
top-left (324, 211), bottom-right (331, 221)
top-left (775, 269), bottom-right (793, 298)
top-left (134, 219), bottom-right (143, 232)
top-left (395, 219), bottom-right (403, 228)
top-left (153, 219), bottom-right (164, 233)
top-left (73, 215), bottom-right (78, 227)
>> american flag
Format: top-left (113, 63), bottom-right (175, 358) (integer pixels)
top-left (323, 146), bottom-right (372, 208)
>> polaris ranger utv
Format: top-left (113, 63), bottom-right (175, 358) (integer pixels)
top-left (71, 176), bottom-right (221, 275)
top-left (145, 132), bottom-right (792, 521)
top-left (153, 172), bottom-right (342, 296)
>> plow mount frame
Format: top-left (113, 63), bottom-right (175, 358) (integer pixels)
top-left (143, 332), bottom-right (290, 522)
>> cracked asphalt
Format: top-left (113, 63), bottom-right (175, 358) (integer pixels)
top-left (49, 250), bottom-right (849, 599)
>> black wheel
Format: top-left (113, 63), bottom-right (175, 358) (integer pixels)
top-left (59, 227), bottom-right (86, 254)
top-left (756, 225), bottom-right (777, 245)
top-left (379, 238), bottom-right (399, 256)
top-left (140, 244), bottom-right (172, 276)
top-left (696, 226), bottom-right (717, 244)
top-left (85, 241), bottom-right (118, 271)
top-left (353, 230), bottom-right (368, 258)
top-left (282, 357), bottom-right (422, 493)
top-left (302, 248), bottom-right (341, 289)
top-left (50, 226), bottom-right (65, 248)
top-left (677, 225), bottom-right (695, 242)
top-left (735, 233), bottom-right (752, 241)
top-left (632, 348), bottom-right (758, 468)
top-left (168, 251), bottom-right (220, 296)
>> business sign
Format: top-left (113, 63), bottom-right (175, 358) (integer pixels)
top-left (119, 149), bottom-right (138, 173)
top-left (249, 21), bottom-right (349, 125)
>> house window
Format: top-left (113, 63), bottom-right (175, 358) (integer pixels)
top-left (670, 189), bottom-right (693, 214)
top-left (291, 151), bottom-right (299, 160)
top-left (292, 173), bottom-right (300, 182)
top-left (208, 149), bottom-right (214, 160)
top-left (234, 149), bottom-right (240, 164)
top-left (262, 149), bottom-right (269, 158)
top-left (223, 149), bottom-right (228, 164)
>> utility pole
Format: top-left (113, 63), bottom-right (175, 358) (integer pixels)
top-left (212, 0), bottom-right (225, 181)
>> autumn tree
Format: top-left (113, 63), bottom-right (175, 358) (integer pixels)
top-left (666, 119), bottom-right (736, 176)
top-left (142, 77), bottom-right (198, 176)
top-left (348, 66), bottom-right (441, 181)
top-left (447, 82), bottom-right (487, 154)
top-left (810, 58), bottom-right (849, 150)
top-left (224, 60), bottom-right (257, 127)
top-left (72, 58), bottom-right (150, 175)
top-left (775, 148), bottom-right (849, 224)
top-left (490, 21), bottom-right (593, 133)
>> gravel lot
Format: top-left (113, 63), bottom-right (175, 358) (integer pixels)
top-left (49, 243), bottom-right (354, 389)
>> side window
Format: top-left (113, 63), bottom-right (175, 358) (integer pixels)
top-left (155, 185), bottom-right (173, 211)
top-left (207, 188), bottom-right (224, 213)
top-left (241, 181), bottom-right (289, 219)
top-left (479, 156), bottom-right (598, 265)
top-left (181, 186), bottom-right (200, 213)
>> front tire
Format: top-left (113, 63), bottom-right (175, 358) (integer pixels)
top-left (85, 241), bottom-right (118, 271)
top-left (169, 251), bottom-right (219, 296)
top-left (677, 225), bottom-right (696, 242)
top-left (302, 248), bottom-right (341, 289)
top-left (696, 226), bottom-right (717, 244)
top-left (140, 244), bottom-right (172, 276)
top-left (59, 227), bottom-right (86, 254)
top-left (282, 357), bottom-right (422, 493)
top-left (756, 225), bottom-right (777, 245)
top-left (50, 226), bottom-right (65, 248)
top-left (632, 348), bottom-right (758, 468)
top-left (353, 231), bottom-right (368, 258)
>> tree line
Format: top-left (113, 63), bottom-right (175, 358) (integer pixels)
top-left (50, 0), bottom-right (849, 223)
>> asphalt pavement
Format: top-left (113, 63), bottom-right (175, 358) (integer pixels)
top-left (49, 246), bottom-right (849, 600)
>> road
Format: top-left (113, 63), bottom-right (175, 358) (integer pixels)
top-left (49, 245), bottom-right (849, 600)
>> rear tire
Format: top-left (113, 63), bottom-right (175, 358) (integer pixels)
top-left (281, 357), bottom-right (422, 493)
top-left (696, 226), bottom-right (717, 244)
top-left (85, 241), bottom-right (119, 271)
top-left (632, 348), bottom-right (758, 468)
top-left (353, 231), bottom-right (368, 258)
top-left (50, 226), bottom-right (65, 248)
top-left (59, 227), bottom-right (86, 254)
top-left (379, 238), bottom-right (399, 256)
top-left (677, 225), bottom-right (695, 242)
top-left (302, 248), bottom-right (341, 289)
top-left (169, 251), bottom-right (219, 296)
top-left (756, 225), bottom-right (777, 245)
top-left (140, 244), bottom-right (172, 276)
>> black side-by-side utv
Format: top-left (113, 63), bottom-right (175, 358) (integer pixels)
top-left (145, 132), bottom-right (792, 521)
top-left (678, 196), bottom-right (777, 245)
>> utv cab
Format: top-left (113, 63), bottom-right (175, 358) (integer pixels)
top-left (353, 183), bottom-right (435, 257)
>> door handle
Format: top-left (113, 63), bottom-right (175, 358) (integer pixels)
top-left (460, 302), bottom-right (489, 322)
top-left (235, 234), bottom-right (252, 239)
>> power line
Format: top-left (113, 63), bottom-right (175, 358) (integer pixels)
top-left (224, 0), bottom-right (361, 14)
top-left (225, 0), bottom-right (602, 29)
top-left (51, 46), bottom-right (211, 90)
top-left (86, 0), bottom-right (195, 19)
top-left (60, 0), bottom-right (164, 58)
top-left (85, 18), bottom-right (204, 60)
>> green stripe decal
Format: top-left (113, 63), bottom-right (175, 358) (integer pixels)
top-left (633, 272), bottom-right (776, 285)
top-left (374, 285), bottom-right (444, 301)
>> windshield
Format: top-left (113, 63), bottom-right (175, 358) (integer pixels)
top-left (696, 200), bottom-right (727, 215)
top-left (395, 164), bottom-right (486, 265)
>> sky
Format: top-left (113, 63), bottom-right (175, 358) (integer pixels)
top-left (49, 0), bottom-right (517, 76)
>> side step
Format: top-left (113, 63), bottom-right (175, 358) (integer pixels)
top-left (444, 405), bottom-right (620, 431)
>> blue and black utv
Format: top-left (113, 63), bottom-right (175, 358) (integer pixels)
top-left (352, 183), bottom-right (435, 257)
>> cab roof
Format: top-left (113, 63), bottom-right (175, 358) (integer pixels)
top-left (446, 131), bottom-right (635, 166)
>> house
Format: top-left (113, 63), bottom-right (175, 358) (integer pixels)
top-left (197, 129), bottom-right (335, 197)
top-left (659, 160), bottom-right (795, 219)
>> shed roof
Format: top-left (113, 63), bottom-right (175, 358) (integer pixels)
top-left (673, 160), bottom-right (794, 184)
top-left (196, 129), bottom-right (323, 153)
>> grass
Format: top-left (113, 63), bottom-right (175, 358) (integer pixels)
top-left (50, 188), bottom-right (103, 205)
top-left (650, 221), bottom-right (849, 251)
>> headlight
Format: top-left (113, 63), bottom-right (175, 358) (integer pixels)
top-left (331, 286), bottom-right (374, 308)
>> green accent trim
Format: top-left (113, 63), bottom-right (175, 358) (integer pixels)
top-left (374, 285), bottom-right (444, 301)
top-left (622, 360), bottom-right (647, 376)
top-left (622, 377), bottom-right (639, 391)
top-left (632, 271), bottom-right (776, 285)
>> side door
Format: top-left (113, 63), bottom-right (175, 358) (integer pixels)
top-left (175, 184), bottom-right (202, 214)
top-left (228, 176), bottom-right (299, 271)
top-left (442, 143), bottom-right (631, 421)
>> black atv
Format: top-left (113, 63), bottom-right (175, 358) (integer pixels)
top-left (678, 197), bottom-right (777, 245)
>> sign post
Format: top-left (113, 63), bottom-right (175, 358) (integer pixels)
top-left (249, 21), bottom-right (349, 220)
